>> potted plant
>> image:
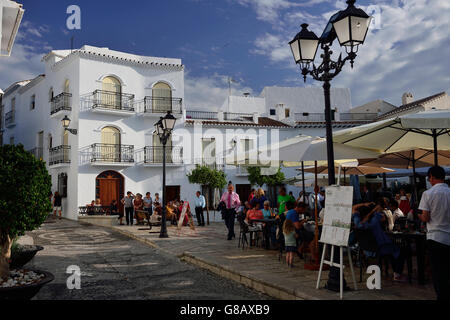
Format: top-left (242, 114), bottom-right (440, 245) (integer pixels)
top-left (9, 240), bottom-right (44, 270)
top-left (0, 144), bottom-right (54, 300)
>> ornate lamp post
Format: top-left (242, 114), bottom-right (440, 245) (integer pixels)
top-left (61, 115), bottom-right (77, 135)
top-left (289, 0), bottom-right (371, 292)
top-left (155, 111), bottom-right (176, 238)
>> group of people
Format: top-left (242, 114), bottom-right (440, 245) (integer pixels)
top-left (351, 166), bottom-right (449, 300)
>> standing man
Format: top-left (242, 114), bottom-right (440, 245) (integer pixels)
top-left (195, 191), bottom-right (206, 227)
top-left (121, 191), bottom-right (135, 226)
top-left (144, 192), bottom-right (153, 218)
top-left (418, 166), bottom-right (450, 300)
top-left (221, 183), bottom-right (241, 240)
top-left (278, 187), bottom-right (294, 216)
top-left (53, 191), bottom-right (63, 220)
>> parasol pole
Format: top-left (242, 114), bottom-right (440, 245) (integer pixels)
top-left (411, 150), bottom-right (418, 206)
top-left (302, 161), bottom-right (306, 199)
top-left (314, 161), bottom-right (319, 261)
top-left (433, 130), bottom-right (438, 166)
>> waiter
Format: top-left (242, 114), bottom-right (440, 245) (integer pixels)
top-left (194, 191), bottom-right (206, 227)
top-left (220, 183), bottom-right (241, 240)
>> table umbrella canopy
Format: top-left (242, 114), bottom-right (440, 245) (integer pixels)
top-left (359, 149), bottom-right (450, 169)
top-left (300, 165), bottom-right (395, 175)
top-left (225, 135), bottom-right (380, 167)
top-left (334, 110), bottom-right (450, 159)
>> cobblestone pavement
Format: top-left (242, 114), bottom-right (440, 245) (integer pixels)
top-left (26, 219), bottom-right (269, 300)
top-left (111, 219), bottom-right (437, 300)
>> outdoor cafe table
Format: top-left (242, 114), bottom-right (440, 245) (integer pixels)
top-left (250, 218), bottom-right (277, 250)
top-left (387, 231), bottom-right (427, 285)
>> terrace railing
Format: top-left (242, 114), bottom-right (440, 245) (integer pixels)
top-left (51, 92), bottom-right (72, 115)
top-left (90, 143), bottom-right (134, 163)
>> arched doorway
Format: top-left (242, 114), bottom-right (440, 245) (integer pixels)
top-left (96, 171), bottom-right (124, 214)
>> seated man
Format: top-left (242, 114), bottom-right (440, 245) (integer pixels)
top-left (285, 201), bottom-right (310, 257)
top-left (359, 199), bottom-right (407, 282)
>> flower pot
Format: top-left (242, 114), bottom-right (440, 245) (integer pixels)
top-left (0, 269), bottom-right (54, 300)
top-left (9, 245), bottom-right (44, 270)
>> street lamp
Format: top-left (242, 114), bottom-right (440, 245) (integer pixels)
top-left (155, 111), bottom-right (176, 238)
top-left (289, 0), bottom-right (371, 292)
top-left (61, 115), bottom-right (77, 135)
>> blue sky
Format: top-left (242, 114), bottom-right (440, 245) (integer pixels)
top-left (1, 0), bottom-right (449, 110)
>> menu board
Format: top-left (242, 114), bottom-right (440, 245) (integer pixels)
top-left (319, 186), bottom-right (354, 247)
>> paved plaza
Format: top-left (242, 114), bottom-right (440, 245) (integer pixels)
top-left (25, 218), bottom-right (269, 300)
top-left (23, 215), bottom-right (437, 300)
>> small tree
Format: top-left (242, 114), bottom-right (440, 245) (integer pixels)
top-left (0, 144), bottom-right (52, 279)
top-left (187, 166), bottom-right (227, 221)
top-left (247, 167), bottom-right (285, 207)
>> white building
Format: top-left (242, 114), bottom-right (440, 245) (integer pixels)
top-left (1, 45), bottom-right (386, 220)
top-left (0, 0), bottom-right (24, 57)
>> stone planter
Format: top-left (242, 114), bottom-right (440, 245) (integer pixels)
top-left (0, 270), bottom-right (54, 300)
top-left (9, 245), bottom-right (44, 270)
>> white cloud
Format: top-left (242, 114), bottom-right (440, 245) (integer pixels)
top-left (239, 0), bottom-right (450, 106)
top-left (184, 70), bottom-right (255, 111)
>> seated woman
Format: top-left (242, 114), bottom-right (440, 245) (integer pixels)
top-left (261, 201), bottom-right (274, 219)
top-left (359, 198), bottom-right (407, 282)
top-left (245, 202), bottom-right (264, 231)
top-left (166, 202), bottom-right (178, 225)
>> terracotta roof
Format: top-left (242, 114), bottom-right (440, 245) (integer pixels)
top-left (185, 117), bottom-right (292, 128)
top-left (377, 92), bottom-right (446, 120)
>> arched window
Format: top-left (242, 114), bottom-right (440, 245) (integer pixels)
top-left (49, 87), bottom-right (54, 102)
top-left (64, 79), bottom-right (70, 94)
top-left (62, 129), bottom-right (69, 146)
top-left (152, 82), bottom-right (172, 112)
top-left (101, 126), bottom-right (121, 162)
top-left (153, 131), bottom-right (172, 163)
top-left (101, 76), bottom-right (122, 109)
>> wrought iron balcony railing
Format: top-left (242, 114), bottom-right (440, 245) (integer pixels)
top-left (29, 147), bottom-right (44, 160)
top-left (185, 111), bottom-right (219, 120)
top-left (49, 145), bottom-right (71, 166)
top-left (91, 143), bottom-right (134, 163)
top-left (51, 92), bottom-right (72, 115)
top-left (143, 96), bottom-right (182, 114)
top-left (92, 90), bottom-right (135, 112)
top-left (5, 111), bottom-right (15, 127)
top-left (144, 146), bottom-right (183, 164)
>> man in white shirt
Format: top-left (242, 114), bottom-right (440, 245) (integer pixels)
top-left (418, 166), bottom-right (450, 300)
top-left (194, 191), bottom-right (206, 227)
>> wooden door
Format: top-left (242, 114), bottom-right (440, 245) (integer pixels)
top-left (164, 186), bottom-right (180, 203)
top-left (96, 171), bottom-right (124, 214)
top-left (236, 184), bottom-right (251, 204)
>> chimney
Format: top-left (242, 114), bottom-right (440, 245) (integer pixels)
top-left (253, 112), bottom-right (259, 124)
top-left (276, 103), bottom-right (285, 121)
top-left (402, 92), bottom-right (414, 105)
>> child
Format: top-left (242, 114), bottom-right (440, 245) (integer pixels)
top-left (283, 219), bottom-right (297, 268)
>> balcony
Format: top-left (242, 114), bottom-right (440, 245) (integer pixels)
top-left (51, 92), bottom-right (72, 117)
top-left (185, 111), bottom-right (219, 121)
top-left (49, 146), bottom-right (71, 167)
top-left (91, 90), bottom-right (135, 116)
top-left (339, 113), bottom-right (377, 121)
top-left (143, 146), bottom-right (183, 166)
top-left (28, 147), bottom-right (44, 161)
top-left (141, 96), bottom-right (182, 117)
top-left (5, 111), bottom-right (15, 128)
top-left (90, 143), bottom-right (134, 166)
